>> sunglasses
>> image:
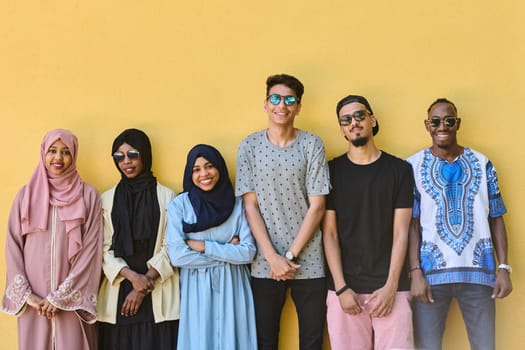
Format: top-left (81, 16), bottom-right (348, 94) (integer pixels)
top-left (113, 150), bottom-right (140, 162)
top-left (428, 116), bottom-right (458, 128)
top-left (267, 93), bottom-right (299, 106)
top-left (338, 110), bottom-right (368, 126)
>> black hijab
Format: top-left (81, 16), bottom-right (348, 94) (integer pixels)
top-left (111, 129), bottom-right (160, 258)
top-left (182, 144), bottom-right (235, 233)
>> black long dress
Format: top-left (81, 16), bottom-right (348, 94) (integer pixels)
top-left (99, 234), bottom-right (179, 349)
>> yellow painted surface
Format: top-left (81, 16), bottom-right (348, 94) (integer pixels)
top-left (1, 1), bottom-right (523, 348)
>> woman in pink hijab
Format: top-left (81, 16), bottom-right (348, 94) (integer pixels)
top-left (1, 129), bottom-right (103, 350)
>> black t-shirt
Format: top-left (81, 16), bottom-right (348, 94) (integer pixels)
top-left (326, 151), bottom-right (414, 293)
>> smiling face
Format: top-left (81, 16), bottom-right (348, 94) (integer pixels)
top-left (192, 156), bottom-right (220, 191)
top-left (115, 142), bottom-right (144, 178)
top-left (45, 139), bottom-right (73, 176)
top-left (338, 102), bottom-right (376, 147)
top-left (425, 102), bottom-right (461, 149)
top-left (264, 84), bottom-right (301, 127)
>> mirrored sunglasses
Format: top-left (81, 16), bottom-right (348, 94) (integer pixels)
top-left (267, 93), bottom-right (299, 106)
top-left (338, 110), bottom-right (368, 126)
top-left (428, 116), bottom-right (458, 128)
top-left (113, 150), bottom-right (140, 162)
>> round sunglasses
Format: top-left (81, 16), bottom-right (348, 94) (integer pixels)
top-left (266, 93), bottom-right (299, 106)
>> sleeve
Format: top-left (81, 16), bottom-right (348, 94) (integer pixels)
top-left (166, 197), bottom-right (217, 268)
top-left (305, 135), bottom-right (330, 196)
top-left (325, 159), bottom-right (336, 211)
top-left (406, 155), bottom-right (421, 218)
top-left (203, 200), bottom-right (256, 265)
top-left (47, 186), bottom-right (103, 323)
top-left (2, 188), bottom-right (32, 316)
top-left (100, 193), bottom-right (128, 286)
top-left (394, 160), bottom-right (415, 209)
top-left (486, 160), bottom-right (507, 218)
top-left (412, 188), bottom-right (421, 219)
top-left (235, 138), bottom-right (255, 197)
top-left (147, 186), bottom-right (177, 283)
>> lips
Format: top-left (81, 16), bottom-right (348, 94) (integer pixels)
top-left (123, 167), bottom-right (136, 174)
top-left (199, 178), bottom-right (213, 185)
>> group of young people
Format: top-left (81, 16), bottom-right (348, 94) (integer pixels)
top-left (2, 73), bottom-right (512, 350)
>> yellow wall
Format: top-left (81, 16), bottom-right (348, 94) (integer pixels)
top-left (1, 1), bottom-right (523, 348)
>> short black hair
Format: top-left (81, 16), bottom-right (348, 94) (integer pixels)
top-left (336, 94), bottom-right (379, 136)
top-left (427, 98), bottom-right (458, 114)
top-left (266, 74), bottom-right (304, 102)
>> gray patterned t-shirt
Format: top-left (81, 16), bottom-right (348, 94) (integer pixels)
top-left (235, 129), bottom-right (330, 279)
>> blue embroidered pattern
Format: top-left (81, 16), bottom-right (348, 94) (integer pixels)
top-left (420, 149), bottom-right (482, 255)
top-left (472, 238), bottom-right (496, 270)
top-left (420, 241), bottom-right (446, 272)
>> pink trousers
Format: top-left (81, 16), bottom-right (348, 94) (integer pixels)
top-left (326, 290), bottom-right (414, 350)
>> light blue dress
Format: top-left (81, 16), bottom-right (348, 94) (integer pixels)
top-left (166, 194), bottom-right (257, 350)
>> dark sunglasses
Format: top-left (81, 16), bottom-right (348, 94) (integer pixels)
top-left (428, 116), bottom-right (458, 128)
top-left (113, 150), bottom-right (140, 162)
top-left (267, 93), bottom-right (299, 106)
top-left (338, 110), bottom-right (368, 126)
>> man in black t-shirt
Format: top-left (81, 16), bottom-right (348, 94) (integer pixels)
top-left (322, 95), bottom-right (415, 350)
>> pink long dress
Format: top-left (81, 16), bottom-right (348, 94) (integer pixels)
top-left (2, 185), bottom-right (103, 350)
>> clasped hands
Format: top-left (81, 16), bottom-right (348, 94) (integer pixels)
top-left (27, 293), bottom-right (58, 319)
top-left (121, 272), bottom-right (155, 317)
top-left (267, 253), bottom-right (301, 281)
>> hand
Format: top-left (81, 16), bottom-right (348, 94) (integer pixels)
top-left (365, 284), bottom-right (396, 318)
top-left (266, 253), bottom-right (300, 281)
top-left (120, 289), bottom-right (145, 317)
top-left (410, 269), bottom-right (434, 303)
top-left (40, 299), bottom-right (59, 319)
top-left (338, 288), bottom-right (363, 315)
top-left (186, 239), bottom-right (205, 252)
top-left (492, 269), bottom-right (512, 299)
top-left (26, 293), bottom-right (44, 313)
top-left (229, 236), bottom-right (240, 245)
top-left (129, 273), bottom-right (154, 295)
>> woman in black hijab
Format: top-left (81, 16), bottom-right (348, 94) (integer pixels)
top-left (166, 144), bottom-right (257, 350)
top-left (98, 128), bottom-right (180, 350)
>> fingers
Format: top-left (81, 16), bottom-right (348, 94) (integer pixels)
top-left (39, 300), bottom-right (58, 319)
top-left (426, 287), bottom-right (435, 303)
top-left (121, 291), bottom-right (145, 316)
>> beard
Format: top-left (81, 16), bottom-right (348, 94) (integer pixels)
top-left (351, 136), bottom-right (368, 147)
top-left (436, 142), bottom-right (451, 149)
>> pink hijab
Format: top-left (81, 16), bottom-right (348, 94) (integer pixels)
top-left (20, 129), bottom-right (86, 261)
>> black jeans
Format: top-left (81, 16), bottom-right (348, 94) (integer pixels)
top-left (251, 277), bottom-right (327, 350)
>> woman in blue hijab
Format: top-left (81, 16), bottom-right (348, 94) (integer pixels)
top-left (166, 144), bottom-right (257, 350)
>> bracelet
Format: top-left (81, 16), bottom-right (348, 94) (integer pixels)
top-left (335, 285), bottom-right (349, 296)
top-left (409, 266), bottom-right (421, 272)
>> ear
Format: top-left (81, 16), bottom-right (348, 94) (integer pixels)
top-left (424, 119), bottom-right (432, 132)
top-left (456, 118), bottom-right (461, 131)
top-left (263, 99), bottom-right (269, 112)
top-left (370, 114), bottom-right (377, 127)
top-left (295, 102), bottom-right (302, 115)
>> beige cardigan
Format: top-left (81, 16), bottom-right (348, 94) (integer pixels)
top-left (97, 183), bottom-right (180, 324)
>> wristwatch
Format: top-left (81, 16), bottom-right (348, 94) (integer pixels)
top-left (498, 264), bottom-right (512, 273)
top-left (285, 251), bottom-right (295, 261)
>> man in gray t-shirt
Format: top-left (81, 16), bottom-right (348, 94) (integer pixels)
top-left (236, 74), bottom-right (330, 350)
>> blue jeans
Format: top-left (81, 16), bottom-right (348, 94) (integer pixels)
top-left (413, 283), bottom-right (495, 350)
top-left (251, 277), bottom-right (327, 350)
